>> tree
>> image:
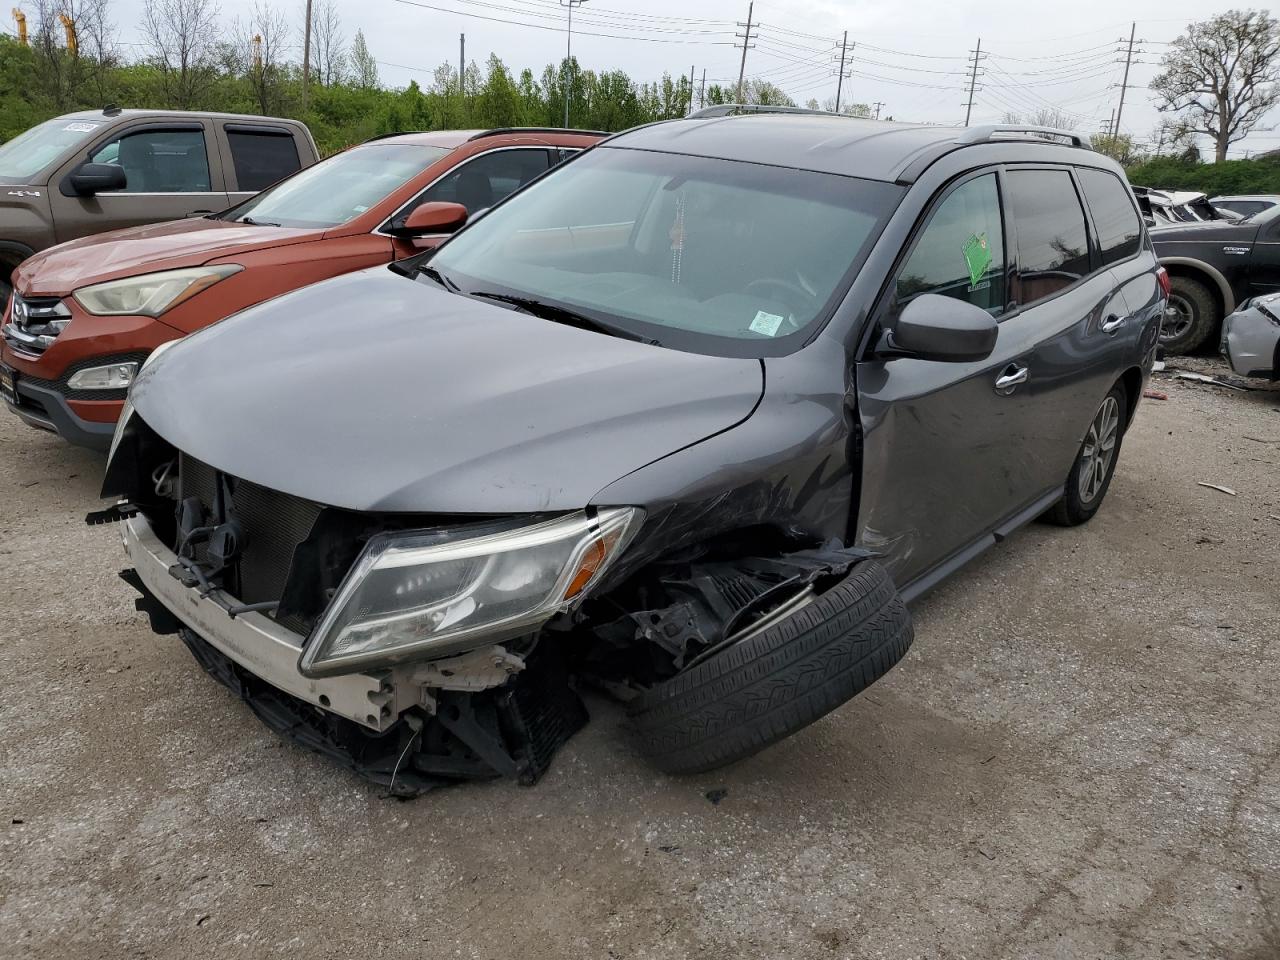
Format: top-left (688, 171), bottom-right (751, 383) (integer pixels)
top-left (1000, 107), bottom-right (1080, 130)
top-left (1152, 9), bottom-right (1280, 163)
top-left (1091, 132), bottom-right (1143, 165)
top-left (236, 2), bottom-right (289, 114)
top-left (141, 0), bottom-right (220, 108)
top-left (349, 29), bottom-right (377, 90)
top-left (28, 0), bottom-right (115, 109)
top-left (307, 0), bottom-right (346, 86)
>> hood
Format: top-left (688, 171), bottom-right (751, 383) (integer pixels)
top-left (130, 268), bottom-right (764, 514)
top-left (15, 218), bottom-right (320, 295)
top-left (1149, 219), bottom-right (1257, 244)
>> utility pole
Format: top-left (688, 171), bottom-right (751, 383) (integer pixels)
top-left (1113, 22), bottom-right (1139, 137)
top-left (833, 30), bottom-right (850, 113)
top-left (459, 33), bottom-right (465, 98)
top-left (301, 0), bottom-right (313, 108)
top-left (735, 2), bottom-right (754, 103)
top-left (688, 64), bottom-right (696, 115)
top-left (561, 0), bottom-right (587, 128)
top-left (872, 101), bottom-right (884, 120)
top-left (963, 37), bottom-right (984, 127)
top-left (699, 67), bottom-right (706, 110)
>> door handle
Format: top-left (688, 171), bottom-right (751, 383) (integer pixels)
top-left (1101, 314), bottom-right (1128, 334)
top-left (994, 363), bottom-right (1029, 394)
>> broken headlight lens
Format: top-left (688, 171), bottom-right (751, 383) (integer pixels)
top-left (298, 507), bottom-right (643, 678)
top-left (73, 265), bottom-right (243, 317)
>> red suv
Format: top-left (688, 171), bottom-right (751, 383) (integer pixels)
top-left (1, 127), bottom-right (603, 449)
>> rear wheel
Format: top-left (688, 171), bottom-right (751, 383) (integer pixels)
top-left (628, 559), bottom-right (913, 775)
top-left (1162, 275), bottom-right (1218, 353)
top-left (1047, 384), bottom-right (1127, 526)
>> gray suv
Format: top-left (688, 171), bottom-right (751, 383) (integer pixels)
top-left (0, 107), bottom-right (317, 306)
top-left (101, 112), bottom-right (1164, 794)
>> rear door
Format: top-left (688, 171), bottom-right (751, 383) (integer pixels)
top-left (215, 122), bottom-right (306, 206)
top-left (1006, 167), bottom-right (1143, 495)
top-left (48, 119), bottom-right (230, 243)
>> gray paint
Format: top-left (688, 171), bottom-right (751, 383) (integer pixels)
top-left (1223, 297), bottom-right (1280, 378)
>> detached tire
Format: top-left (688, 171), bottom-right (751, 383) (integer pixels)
top-left (1162, 275), bottom-right (1218, 354)
top-left (629, 559), bottom-right (912, 775)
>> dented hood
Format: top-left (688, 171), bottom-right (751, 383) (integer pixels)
top-left (130, 267), bottom-right (764, 514)
top-left (15, 218), bottom-right (320, 295)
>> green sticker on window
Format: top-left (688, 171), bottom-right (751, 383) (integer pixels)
top-left (962, 233), bottom-right (992, 287)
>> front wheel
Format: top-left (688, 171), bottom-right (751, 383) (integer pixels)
top-left (1161, 275), bottom-right (1218, 354)
top-left (1047, 384), bottom-right (1127, 526)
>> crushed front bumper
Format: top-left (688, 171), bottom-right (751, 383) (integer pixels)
top-left (1222, 301), bottom-right (1280, 379)
top-left (121, 513), bottom-right (406, 732)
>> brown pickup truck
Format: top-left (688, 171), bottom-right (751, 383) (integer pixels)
top-left (0, 106), bottom-right (318, 306)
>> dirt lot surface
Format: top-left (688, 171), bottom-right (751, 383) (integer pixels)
top-left (1, 359), bottom-right (1278, 960)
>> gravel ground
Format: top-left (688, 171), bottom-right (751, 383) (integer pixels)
top-left (1, 359), bottom-right (1278, 960)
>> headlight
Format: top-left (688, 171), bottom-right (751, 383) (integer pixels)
top-left (73, 264), bottom-right (242, 317)
top-left (298, 507), bottom-right (643, 677)
top-left (105, 339), bottom-right (180, 465)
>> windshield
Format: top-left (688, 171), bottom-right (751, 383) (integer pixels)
top-left (0, 116), bottom-right (106, 183)
top-left (225, 143), bottom-right (450, 228)
top-left (428, 147), bottom-right (903, 355)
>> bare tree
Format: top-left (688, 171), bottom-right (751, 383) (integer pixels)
top-left (305, 0), bottom-right (346, 86)
top-left (235, 2), bottom-right (290, 114)
top-left (1152, 9), bottom-right (1280, 163)
top-left (142, 0), bottom-right (221, 109)
top-left (349, 29), bottom-right (377, 90)
top-left (1000, 107), bottom-right (1081, 130)
top-left (29, 0), bottom-right (115, 108)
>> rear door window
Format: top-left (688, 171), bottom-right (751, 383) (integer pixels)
top-left (1006, 169), bottom-right (1091, 304)
top-left (893, 172), bottom-right (1006, 317)
top-left (226, 129), bottom-right (301, 191)
top-left (90, 128), bottom-right (211, 193)
top-left (418, 148), bottom-right (551, 213)
top-left (1077, 168), bottom-right (1142, 266)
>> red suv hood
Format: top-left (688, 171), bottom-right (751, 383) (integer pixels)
top-left (16, 218), bottom-right (321, 296)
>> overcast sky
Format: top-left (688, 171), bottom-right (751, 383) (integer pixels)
top-left (97, 0), bottom-right (1279, 158)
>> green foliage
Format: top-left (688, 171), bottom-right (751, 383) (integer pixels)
top-left (1125, 155), bottom-right (1280, 193)
top-left (0, 37), bottom-right (741, 156)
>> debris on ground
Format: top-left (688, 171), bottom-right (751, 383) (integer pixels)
top-left (1197, 482), bottom-right (1238, 496)
top-left (1175, 372), bottom-right (1253, 391)
top-left (704, 788), bottom-right (729, 805)
top-left (1143, 390), bottom-right (1169, 401)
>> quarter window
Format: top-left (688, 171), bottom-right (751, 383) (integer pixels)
top-left (1078, 168), bottom-right (1142, 266)
top-left (227, 130), bottom-right (301, 191)
top-left (1006, 169), bottom-right (1090, 304)
top-left (894, 173), bottom-right (1006, 316)
top-left (417, 149), bottom-right (551, 214)
top-left (90, 128), bottom-right (211, 193)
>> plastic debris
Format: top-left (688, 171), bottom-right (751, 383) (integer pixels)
top-left (1175, 372), bottom-right (1252, 391)
top-left (1143, 389), bottom-right (1168, 400)
top-left (1196, 482), bottom-right (1238, 496)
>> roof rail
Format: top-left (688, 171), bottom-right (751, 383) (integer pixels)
top-left (957, 124), bottom-right (1091, 149)
top-left (468, 127), bottom-right (608, 140)
top-left (362, 131), bottom-right (424, 143)
top-left (688, 103), bottom-right (836, 119)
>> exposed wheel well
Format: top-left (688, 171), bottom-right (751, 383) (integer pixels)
top-left (1118, 366), bottom-right (1144, 429)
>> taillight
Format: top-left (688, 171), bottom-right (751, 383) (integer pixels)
top-left (1156, 266), bottom-right (1171, 299)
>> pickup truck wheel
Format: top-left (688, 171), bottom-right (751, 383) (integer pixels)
top-left (628, 559), bottom-right (912, 775)
top-left (1162, 276), bottom-right (1218, 354)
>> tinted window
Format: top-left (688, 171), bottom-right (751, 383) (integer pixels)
top-left (894, 173), bottom-right (1006, 316)
top-left (1007, 169), bottom-right (1090, 303)
top-left (419, 149), bottom-right (550, 213)
top-left (1078, 168), bottom-right (1141, 266)
top-left (227, 130), bottom-right (301, 191)
top-left (91, 128), bottom-right (211, 193)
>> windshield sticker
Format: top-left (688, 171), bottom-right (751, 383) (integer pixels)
top-left (63, 122), bottom-right (101, 133)
top-left (962, 233), bottom-right (992, 287)
top-left (749, 310), bottom-right (785, 337)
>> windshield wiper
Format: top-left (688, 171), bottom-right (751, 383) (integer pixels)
top-left (467, 291), bottom-right (656, 343)
top-left (239, 216), bottom-right (281, 227)
top-left (417, 263), bottom-right (459, 291)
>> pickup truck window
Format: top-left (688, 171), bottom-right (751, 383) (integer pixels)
top-left (227, 130), bottom-right (302, 191)
top-left (90, 129), bottom-right (212, 193)
top-left (0, 117), bottom-right (106, 183)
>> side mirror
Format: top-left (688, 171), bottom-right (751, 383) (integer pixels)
top-left (69, 162), bottom-right (127, 195)
top-left (887, 293), bottom-right (998, 362)
top-left (398, 201), bottom-right (469, 237)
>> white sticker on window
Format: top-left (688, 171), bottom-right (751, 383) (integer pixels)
top-left (749, 310), bottom-right (785, 337)
top-left (63, 122), bottom-right (100, 133)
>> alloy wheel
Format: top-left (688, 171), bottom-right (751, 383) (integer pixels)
top-left (1161, 294), bottom-right (1194, 342)
top-left (1078, 396), bottom-right (1120, 504)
